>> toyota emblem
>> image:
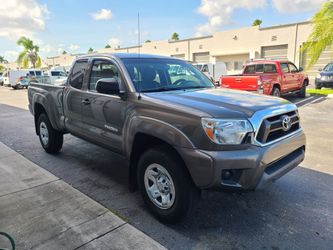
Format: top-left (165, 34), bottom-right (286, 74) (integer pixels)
top-left (281, 115), bottom-right (292, 131)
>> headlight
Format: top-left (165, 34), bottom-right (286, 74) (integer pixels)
top-left (201, 118), bottom-right (253, 144)
top-left (316, 74), bottom-right (321, 79)
top-left (321, 75), bottom-right (329, 80)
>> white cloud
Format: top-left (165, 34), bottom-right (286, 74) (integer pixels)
top-left (0, 0), bottom-right (49, 40)
top-left (4, 50), bottom-right (19, 61)
top-left (195, 0), bottom-right (266, 36)
top-left (40, 44), bottom-right (55, 53)
top-left (69, 44), bottom-right (80, 51)
top-left (272, 0), bottom-right (326, 13)
top-left (91, 9), bottom-right (112, 20)
top-left (108, 38), bottom-right (121, 48)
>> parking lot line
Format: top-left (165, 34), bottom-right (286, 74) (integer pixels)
top-left (294, 96), bottom-right (316, 106)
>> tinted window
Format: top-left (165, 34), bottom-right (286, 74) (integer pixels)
top-left (29, 71), bottom-right (35, 76)
top-left (89, 60), bottom-right (121, 92)
top-left (255, 64), bottom-right (264, 73)
top-left (324, 63), bottom-right (333, 71)
top-left (70, 60), bottom-right (88, 89)
top-left (288, 63), bottom-right (298, 73)
top-left (35, 71), bottom-right (42, 76)
top-left (244, 65), bottom-right (255, 74)
top-left (264, 64), bottom-right (277, 73)
top-left (202, 64), bottom-right (209, 72)
top-left (280, 63), bottom-right (289, 73)
top-left (51, 71), bottom-right (66, 76)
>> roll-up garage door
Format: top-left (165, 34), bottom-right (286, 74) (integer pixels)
top-left (171, 54), bottom-right (185, 60)
top-left (302, 45), bottom-right (333, 82)
top-left (193, 52), bottom-right (210, 63)
top-left (261, 45), bottom-right (288, 60)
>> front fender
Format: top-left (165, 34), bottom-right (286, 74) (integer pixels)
top-left (124, 115), bottom-right (195, 158)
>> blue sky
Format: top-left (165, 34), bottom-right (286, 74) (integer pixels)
top-left (0, 0), bottom-right (325, 61)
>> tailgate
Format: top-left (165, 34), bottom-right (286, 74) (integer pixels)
top-left (220, 75), bottom-right (259, 91)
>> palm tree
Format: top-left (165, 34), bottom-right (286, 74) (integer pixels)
top-left (105, 44), bottom-right (111, 48)
top-left (17, 37), bottom-right (41, 68)
top-left (171, 32), bottom-right (179, 41)
top-left (252, 19), bottom-right (262, 26)
top-left (0, 56), bottom-right (8, 64)
top-left (62, 50), bottom-right (67, 55)
top-left (145, 40), bottom-right (151, 43)
top-left (88, 48), bottom-right (94, 53)
top-left (302, 1), bottom-right (333, 69)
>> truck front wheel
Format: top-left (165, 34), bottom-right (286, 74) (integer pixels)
top-left (137, 145), bottom-right (198, 224)
top-left (272, 87), bottom-right (281, 97)
top-left (298, 83), bottom-right (306, 98)
top-left (37, 113), bottom-right (63, 154)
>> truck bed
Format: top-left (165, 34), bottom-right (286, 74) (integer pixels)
top-left (220, 75), bottom-right (259, 91)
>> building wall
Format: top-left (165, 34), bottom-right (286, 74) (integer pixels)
top-left (98, 21), bottom-right (315, 75)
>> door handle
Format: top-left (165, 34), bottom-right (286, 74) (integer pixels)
top-left (82, 99), bottom-right (91, 105)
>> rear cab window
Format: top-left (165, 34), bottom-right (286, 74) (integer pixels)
top-left (69, 60), bottom-right (88, 89)
top-left (264, 64), bottom-right (277, 73)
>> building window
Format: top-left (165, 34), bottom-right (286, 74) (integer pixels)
top-left (175, 48), bottom-right (179, 52)
top-left (225, 62), bottom-right (232, 71)
top-left (199, 45), bottom-right (203, 49)
top-left (234, 61), bottom-right (243, 71)
top-left (271, 35), bottom-right (277, 41)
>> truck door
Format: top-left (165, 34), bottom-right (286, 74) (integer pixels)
top-left (63, 59), bottom-right (88, 135)
top-left (280, 62), bottom-right (293, 93)
top-left (288, 62), bottom-right (301, 90)
top-left (81, 59), bottom-right (127, 154)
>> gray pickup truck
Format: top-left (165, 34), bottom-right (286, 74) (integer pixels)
top-left (28, 53), bottom-right (306, 223)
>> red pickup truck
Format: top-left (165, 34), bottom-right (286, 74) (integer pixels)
top-left (220, 60), bottom-right (309, 98)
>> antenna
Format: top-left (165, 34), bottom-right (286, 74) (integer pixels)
top-left (137, 12), bottom-right (142, 100)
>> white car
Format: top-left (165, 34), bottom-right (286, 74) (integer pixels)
top-left (193, 62), bottom-right (227, 83)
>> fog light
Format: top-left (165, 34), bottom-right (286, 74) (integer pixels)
top-left (222, 170), bottom-right (233, 180)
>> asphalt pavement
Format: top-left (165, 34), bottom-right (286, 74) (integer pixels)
top-left (0, 87), bottom-right (332, 249)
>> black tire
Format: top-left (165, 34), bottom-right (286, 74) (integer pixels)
top-left (315, 83), bottom-right (322, 90)
top-left (137, 145), bottom-right (198, 224)
top-left (272, 86), bottom-right (281, 97)
top-left (37, 113), bottom-right (63, 154)
top-left (298, 83), bottom-right (306, 98)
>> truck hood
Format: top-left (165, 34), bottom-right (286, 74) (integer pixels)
top-left (144, 88), bottom-right (292, 118)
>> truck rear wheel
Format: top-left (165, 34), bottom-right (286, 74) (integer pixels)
top-left (37, 113), bottom-right (63, 154)
top-left (137, 145), bottom-right (198, 224)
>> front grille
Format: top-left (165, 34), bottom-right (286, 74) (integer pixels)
top-left (256, 111), bottom-right (300, 144)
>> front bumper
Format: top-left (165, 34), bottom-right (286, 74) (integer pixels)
top-left (178, 130), bottom-right (305, 190)
top-left (315, 78), bottom-right (333, 88)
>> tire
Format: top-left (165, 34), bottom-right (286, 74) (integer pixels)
top-left (272, 86), bottom-right (281, 97)
top-left (298, 83), bottom-right (306, 98)
top-left (37, 113), bottom-right (63, 154)
top-left (137, 145), bottom-right (198, 224)
top-left (315, 83), bottom-right (322, 90)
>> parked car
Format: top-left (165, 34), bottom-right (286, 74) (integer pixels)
top-left (220, 60), bottom-right (309, 98)
top-left (315, 63), bottom-right (333, 89)
top-left (28, 54), bottom-right (306, 223)
top-left (44, 69), bottom-right (67, 85)
top-left (193, 62), bottom-right (227, 83)
top-left (3, 69), bottom-right (43, 89)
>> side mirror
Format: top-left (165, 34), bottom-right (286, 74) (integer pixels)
top-left (318, 68), bottom-right (323, 72)
top-left (299, 67), bottom-right (303, 72)
top-left (96, 78), bottom-right (120, 95)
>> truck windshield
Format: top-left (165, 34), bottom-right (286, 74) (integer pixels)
top-left (122, 58), bottom-right (214, 92)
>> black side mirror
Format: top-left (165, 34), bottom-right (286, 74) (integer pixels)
top-left (96, 78), bottom-right (120, 95)
top-left (299, 67), bottom-right (303, 72)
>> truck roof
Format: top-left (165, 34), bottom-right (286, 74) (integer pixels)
top-left (246, 59), bottom-right (289, 64)
top-left (76, 53), bottom-right (176, 60)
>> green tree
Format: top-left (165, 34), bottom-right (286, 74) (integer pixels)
top-left (105, 44), bottom-right (111, 48)
top-left (0, 56), bottom-right (8, 63)
top-left (252, 19), bottom-right (262, 26)
top-left (145, 40), bottom-right (151, 43)
top-left (17, 36), bottom-right (41, 68)
top-left (62, 50), bottom-right (67, 55)
top-left (171, 32), bottom-right (179, 41)
top-left (0, 65), bottom-right (4, 72)
top-left (88, 48), bottom-right (94, 53)
top-left (302, 1), bottom-right (333, 69)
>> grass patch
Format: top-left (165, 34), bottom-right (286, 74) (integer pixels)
top-left (306, 88), bottom-right (333, 96)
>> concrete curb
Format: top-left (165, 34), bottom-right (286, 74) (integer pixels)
top-left (0, 142), bottom-right (166, 250)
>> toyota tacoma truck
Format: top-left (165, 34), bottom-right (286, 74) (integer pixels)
top-left (220, 60), bottom-right (309, 98)
top-left (28, 54), bottom-right (306, 223)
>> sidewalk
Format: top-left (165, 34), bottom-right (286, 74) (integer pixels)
top-left (0, 142), bottom-right (166, 250)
